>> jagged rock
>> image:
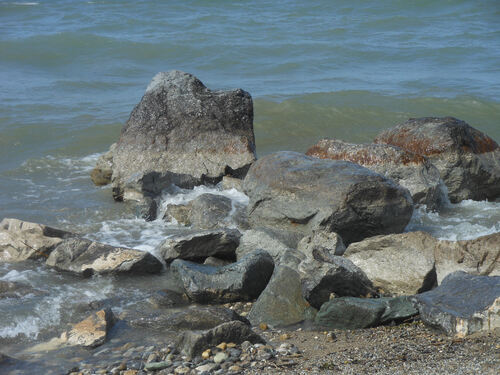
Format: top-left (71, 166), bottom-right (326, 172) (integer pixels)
top-left (375, 117), bottom-right (500, 203)
top-left (412, 272), bottom-right (500, 336)
top-left (297, 230), bottom-right (346, 257)
top-left (0, 280), bottom-right (47, 299)
top-left (0, 218), bottom-right (74, 262)
top-left (344, 231), bottom-right (500, 295)
top-left (248, 266), bottom-right (309, 327)
top-left (90, 143), bottom-right (115, 186)
top-left (46, 238), bottom-right (163, 276)
top-left (315, 296), bottom-right (418, 329)
top-left (306, 139), bottom-right (445, 210)
top-left (65, 308), bottom-right (115, 348)
top-left (170, 250), bottom-right (274, 303)
top-left (157, 228), bottom-right (241, 263)
top-left (177, 321), bottom-right (265, 357)
top-left (128, 305), bottom-right (248, 331)
top-left (109, 70), bottom-right (256, 201)
top-left (243, 151), bottom-right (413, 244)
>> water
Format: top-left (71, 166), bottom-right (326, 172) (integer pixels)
top-left (0, 0), bottom-right (499, 370)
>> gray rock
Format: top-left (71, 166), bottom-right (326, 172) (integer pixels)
top-left (297, 230), bottom-right (346, 257)
top-left (375, 117), bottom-right (500, 203)
top-left (242, 151), bottom-right (413, 244)
top-left (344, 231), bottom-right (500, 296)
top-left (158, 228), bottom-right (241, 264)
top-left (306, 139), bottom-right (446, 210)
top-left (248, 266), bottom-right (309, 327)
top-left (0, 280), bottom-right (47, 299)
top-left (203, 256), bottom-right (232, 267)
top-left (315, 296), bottom-right (418, 329)
top-left (221, 176), bottom-right (244, 192)
top-left (177, 321), bottom-right (265, 357)
top-left (412, 272), bottom-right (500, 336)
top-left (170, 250), bottom-right (274, 303)
top-left (163, 193), bottom-right (233, 229)
top-left (110, 70), bottom-right (256, 201)
top-left (128, 305), bottom-right (248, 331)
top-left (0, 218), bottom-right (74, 262)
top-left (147, 289), bottom-right (190, 308)
top-left (46, 238), bottom-right (163, 276)
top-left (90, 143), bottom-right (115, 186)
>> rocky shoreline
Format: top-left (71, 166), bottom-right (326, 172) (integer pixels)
top-left (1, 71), bottom-right (499, 374)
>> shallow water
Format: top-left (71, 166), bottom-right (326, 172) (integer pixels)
top-left (0, 0), bottom-right (499, 368)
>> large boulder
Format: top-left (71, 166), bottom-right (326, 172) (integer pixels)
top-left (412, 272), bottom-right (500, 336)
top-left (242, 151), bottom-right (414, 244)
top-left (109, 71), bottom-right (256, 201)
top-left (170, 250), bottom-right (274, 303)
top-left (0, 218), bottom-right (74, 262)
top-left (374, 117), bottom-right (500, 203)
top-left (315, 296), bottom-right (418, 330)
top-left (306, 139), bottom-right (445, 210)
top-left (46, 238), bottom-right (163, 276)
top-left (344, 231), bottom-right (500, 295)
top-left (157, 228), bottom-right (241, 264)
top-left (247, 266), bottom-right (310, 327)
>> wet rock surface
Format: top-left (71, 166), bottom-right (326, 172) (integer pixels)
top-left (243, 151), bottom-right (414, 244)
top-left (46, 238), bottom-right (163, 276)
top-left (306, 139), bottom-right (445, 210)
top-left (413, 271), bottom-right (500, 337)
top-left (65, 308), bottom-right (116, 348)
top-left (90, 143), bottom-right (115, 186)
top-left (170, 250), bottom-right (274, 303)
top-left (109, 70), bottom-right (256, 201)
top-left (0, 280), bottom-right (47, 299)
top-left (375, 117), bottom-right (500, 203)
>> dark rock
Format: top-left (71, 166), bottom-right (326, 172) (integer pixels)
top-left (306, 139), bottom-right (445, 210)
top-left (157, 228), bottom-right (241, 264)
top-left (177, 321), bottom-right (265, 357)
top-left (109, 70), bottom-right (256, 201)
top-left (375, 117), bottom-right (500, 203)
top-left (170, 250), bottom-right (274, 303)
top-left (136, 196), bottom-right (158, 221)
top-left (46, 238), bottom-right (163, 276)
top-left (147, 289), bottom-right (190, 308)
top-left (90, 143), bottom-right (115, 186)
top-left (0, 280), bottom-right (47, 299)
top-left (128, 305), bottom-right (248, 331)
top-left (0, 218), bottom-right (75, 262)
top-left (315, 296), bottom-right (418, 329)
top-left (412, 271), bottom-right (500, 336)
top-left (242, 151), bottom-right (413, 244)
top-left (248, 266), bottom-right (309, 327)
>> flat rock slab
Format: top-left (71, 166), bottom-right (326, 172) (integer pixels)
top-left (412, 271), bottom-right (500, 337)
top-left (0, 218), bottom-right (74, 262)
top-left (243, 151), bottom-right (413, 244)
top-left (306, 139), bottom-right (445, 210)
top-left (109, 70), bottom-right (256, 201)
top-left (375, 117), bottom-right (500, 203)
top-left (170, 250), bottom-right (274, 303)
top-left (315, 296), bottom-right (418, 330)
top-left (177, 320), bottom-right (265, 357)
top-left (248, 266), bottom-right (309, 327)
top-left (158, 228), bottom-right (241, 264)
top-left (65, 308), bottom-right (115, 348)
top-left (46, 238), bottom-right (163, 276)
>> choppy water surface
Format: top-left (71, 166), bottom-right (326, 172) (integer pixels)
top-left (0, 0), bottom-right (499, 369)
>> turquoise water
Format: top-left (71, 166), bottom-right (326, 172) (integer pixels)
top-left (0, 1), bottom-right (500, 364)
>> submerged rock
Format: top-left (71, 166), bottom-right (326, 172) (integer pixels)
top-left (243, 151), bottom-right (413, 244)
top-left (0, 280), bottom-right (47, 299)
top-left (315, 296), bottom-right (418, 330)
top-left (0, 218), bottom-right (74, 262)
top-left (109, 70), bottom-right (256, 201)
top-left (157, 228), bottom-right (241, 263)
top-left (177, 321), bottom-right (265, 357)
top-left (375, 117), bottom-right (500, 203)
top-left (412, 272), bottom-right (500, 336)
top-left (46, 238), bottom-right (163, 276)
top-left (65, 308), bottom-right (115, 348)
top-left (306, 139), bottom-right (445, 210)
top-left (248, 265), bottom-right (309, 327)
top-left (90, 143), bottom-right (115, 186)
top-left (170, 250), bottom-right (274, 303)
